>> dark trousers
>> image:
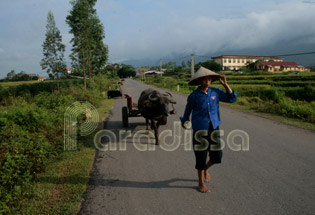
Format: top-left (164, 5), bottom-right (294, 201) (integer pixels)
top-left (192, 121), bottom-right (222, 170)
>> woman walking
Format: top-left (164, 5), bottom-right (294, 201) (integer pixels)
top-left (180, 66), bottom-right (237, 193)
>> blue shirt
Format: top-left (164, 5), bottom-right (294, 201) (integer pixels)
top-left (180, 87), bottom-right (237, 130)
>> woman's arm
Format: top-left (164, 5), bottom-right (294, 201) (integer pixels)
top-left (217, 75), bottom-right (237, 103)
top-left (180, 94), bottom-right (194, 127)
top-left (219, 75), bottom-right (233, 94)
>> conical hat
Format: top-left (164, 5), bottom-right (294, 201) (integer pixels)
top-left (188, 66), bottom-right (220, 85)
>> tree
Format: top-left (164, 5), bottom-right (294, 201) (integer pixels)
top-left (48, 73), bottom-right (55, 80)
top-left (40, 11), bottom-right (66, 79)
top-left (117, 65), bottom-right (136, 78)
top-left (6, 70), bottom-right (16, 80)
top-left (247, 61), bottom-right (258, 71)
top-left (20, 74), bottom-right (31, 81)
top-left (195, 60), bottom-right (221, 72)
top-left (66, 0), bottom-right (108, 88)
top-left (32, 76), bottom-right (39, 81)
top-left (181, 60), bottom-right (186, 68)
top-left (89, 14), bottom-right (108, 74)
top-left (163, 61), bottom-right (176, 69)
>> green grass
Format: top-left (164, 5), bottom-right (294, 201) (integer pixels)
top-left (17, 99), bottom-right (114, 215)
top-left (0, 80), bottom-right (55, 88)
top-left (221, 102), bottom-right (315, 131)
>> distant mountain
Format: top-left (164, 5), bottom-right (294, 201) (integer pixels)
top-left (120, 40), bottom-right (315, 68)
top-left (117, 58), bottom-right (160, 68)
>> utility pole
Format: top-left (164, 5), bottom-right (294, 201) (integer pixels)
top-left (191, 54), bottom-right (195, 78)
top-left (160, 59), bottom-right (162, 76)
top-left (160, 59), bottom-right (162, 71)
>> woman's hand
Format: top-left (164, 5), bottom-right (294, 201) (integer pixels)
top-left (219, 75), bottom-right (233, 94)
top-left (219, 75), bottom-right (228, 86)
top-left (181, 121), bottom-right (191, 129)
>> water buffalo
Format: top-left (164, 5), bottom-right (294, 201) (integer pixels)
top-left (138, 88), bottom-right (176, 145)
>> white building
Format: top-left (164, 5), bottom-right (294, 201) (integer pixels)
top-left (212, 55), bottom-right (283, 71)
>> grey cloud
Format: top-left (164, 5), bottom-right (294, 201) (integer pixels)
top-left (108, 1), bottom-right (315, 62)
top-left (1, 0), bottom-right (315, 78)
top-left (302, 0), bottom-right (315, 3)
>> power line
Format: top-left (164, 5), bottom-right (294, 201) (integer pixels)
top-left (194, 54), bottom-right (212, 59)
top-left (274, 51), bottom-right (315, 57)
top-left (161, 55), bottom-right (191, 62)
top-left (195, 51), bottom-right (315, 58)
top-left (156, 51), bottom-right (315, 66)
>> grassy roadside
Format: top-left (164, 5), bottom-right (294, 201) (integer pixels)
top-left (0, 80), bottom-right (56, 88)
top-left (220, 102), bottom-right (315, 131)
top-left (17, 99), bottom-right (114, 214)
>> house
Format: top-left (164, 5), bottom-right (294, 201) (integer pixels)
top-left (212, 55), bottom-right (283, 71)
top-left (65, 68), bottom-right (73, 74)
top-left (38, 77), bottom-right (46, 81)
top-left (144, 70), bottom-right (164, 75)
top-left (107, 64), bottom-right (123, 69)
top-left (255, 61), bottom-right (309, 72)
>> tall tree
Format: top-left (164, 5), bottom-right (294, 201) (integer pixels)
top-left (181, 60), bottom-right (186, 68)
top-left (247, 61), bottom-right (258, 71)
top-left (89, 14), bottom-right (108, 75)
top-left (6, 70), bottom-right (16, 80)
top-left (117, 65), bottom-right (136, 78)
top-left (40, 11), bottom-right (66, 79)
top-left (66, 0), bottom-right (108, 88)
top-left (195, 60), bottom-right (221, 72)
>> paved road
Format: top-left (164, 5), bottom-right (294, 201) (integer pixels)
top-left (79, 79), bottom-right (315, 215)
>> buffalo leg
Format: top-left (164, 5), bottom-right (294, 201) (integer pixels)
top-left (150, 119), bottom-right (154, 130)
top-left (151, 121), bottom-right (159, 145)
top-left (145, 118), bottom-right (150, 131)
top-left (156, 121), bottom-right (161, 131)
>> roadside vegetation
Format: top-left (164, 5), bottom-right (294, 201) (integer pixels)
top-left (0, 80), bottom-right (51, 89)
top-left (138, 62), bottom-right (315, 130)
top-left (0, 74), bottom-right (118, 214)
top-left (0, 0), bottom-right (139, 213)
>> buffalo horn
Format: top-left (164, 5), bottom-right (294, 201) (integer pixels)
top-left (166, 92), bottom-right (176, 104)
top-left (166, 92), bottom-right (173, 97)
top-left (148, 93), bottom-right (158, 101)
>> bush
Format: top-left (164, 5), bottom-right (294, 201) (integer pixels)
top-left (0, 105), bottom-right (57, 213)
top-left (152, 75), bottom-right (164, 83)
top-left (237, 97), bottom-right (250, 106)
top-left (284, 85), bottom-right (315, 102)
top-left (0, 75), bottom-right (113, 213)
top-left (34, 92), bottom-right (75, 112)
top-left (277, 99), bottom-right (315, 123)
top-left (0, 79), bottom-right (83, 102)
top-left (66, 85), bottom-right (102, 108)
top-left (93, 74), bottom-right (111, 93)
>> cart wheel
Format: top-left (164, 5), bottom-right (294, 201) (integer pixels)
top-left (122, 106), bottom-right (129, 127)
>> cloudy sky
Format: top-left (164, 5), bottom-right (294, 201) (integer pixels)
top-left (0, 0), bottom-right (315, 78)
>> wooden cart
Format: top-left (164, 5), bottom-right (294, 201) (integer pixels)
top-left (122, 94), bottom-right (142, 127)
